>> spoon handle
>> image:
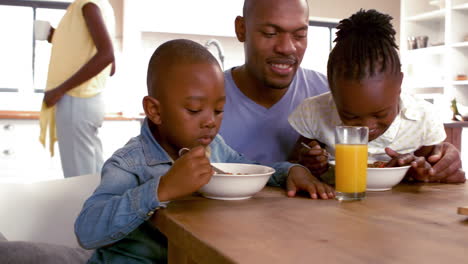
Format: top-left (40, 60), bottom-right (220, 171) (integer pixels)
top-left (211, 165), bottom-right (227, 174)
top-left (178, 147), bottom-right (227, 174)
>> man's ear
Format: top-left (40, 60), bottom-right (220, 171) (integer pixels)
top-left (143, 96), bottom-right (162, 125)
top-left (235, 16), bottom-right (246, 42)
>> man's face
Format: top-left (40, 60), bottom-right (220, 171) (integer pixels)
top-left (240, 0), bottom-right (309, 89)
top-left (332, 71), bottom-right (403, 142)
top-left (156, 62), bottom-right (225, 154)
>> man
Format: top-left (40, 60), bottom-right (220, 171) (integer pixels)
top-left (220, 0), bottom-right (334, 198)
top-left (220, 0), bottom-right (464, 186)
top-left (220, 0), bottom-right (328, 164)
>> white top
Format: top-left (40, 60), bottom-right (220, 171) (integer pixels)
top-left (288, 92), bottom-right (446, 161)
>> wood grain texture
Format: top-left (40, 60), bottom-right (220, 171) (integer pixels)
top-left (152, 183), bottom-right (468, 264)
top-left (458, 206), bottom-right (468, 215)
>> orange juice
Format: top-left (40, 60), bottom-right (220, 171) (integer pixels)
top-left (335, 144), bottom-right (368, 193)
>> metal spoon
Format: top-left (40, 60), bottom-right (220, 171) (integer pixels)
top-left (178, 147), bottom-right (227, 174)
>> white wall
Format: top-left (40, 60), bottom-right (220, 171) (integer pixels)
top-left (104, 0), bottom-right (402, 114)
top-left (308, 0), bottom-right (401, 44)
top-left (0, 0), bottom-right (402, 113)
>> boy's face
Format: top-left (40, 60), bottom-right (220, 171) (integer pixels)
top-left (332, 71), bottom-right (403, 142)
top-left (148, 62), bottom-right (225, 157)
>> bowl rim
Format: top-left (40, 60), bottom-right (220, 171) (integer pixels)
top-left (211, 163), bottom-right (275, 177)
top-left (328, 160), bottom-right (411, 170)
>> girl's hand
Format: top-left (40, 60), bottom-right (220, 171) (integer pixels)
top-left (299, 140), bottom-right (329, 177)
top-left (385, 147), bottom-right (432, 182)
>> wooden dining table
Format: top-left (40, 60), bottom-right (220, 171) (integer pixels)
top-left (151, 183), bottom-right (468, 264)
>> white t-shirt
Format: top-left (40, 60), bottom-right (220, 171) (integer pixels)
top-left (288, 92), bottom-right (446, 162)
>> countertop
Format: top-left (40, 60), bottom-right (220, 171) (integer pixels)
top-left (443, 120), bottom-right (468, 128)
top-left (0, 110), bottom-right (145, 121)
top-left (2, 110), bottom-right (468, 127)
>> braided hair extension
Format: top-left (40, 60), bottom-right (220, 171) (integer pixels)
top-left (327, 9), bottom-right (401, 88)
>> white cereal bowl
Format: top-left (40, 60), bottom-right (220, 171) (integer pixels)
top-left (199, 163), bottom-right (275, 200)
top-left (329, 160), bottom-right (410, 191)
top-left (366, 165), bottom-right (410, 191)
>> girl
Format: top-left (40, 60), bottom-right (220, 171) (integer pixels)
top-left (288, 9), bottom-right (465, 183)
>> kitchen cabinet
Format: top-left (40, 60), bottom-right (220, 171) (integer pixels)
top-left (400, 0), bottom-right (468, 119)
top-left (0, 112), bottom-right (141, 182)
top-left (0, 119), bottom-right (63, 181)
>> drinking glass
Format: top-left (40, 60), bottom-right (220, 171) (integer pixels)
top-left (334, 126), bottom-right (368, 201)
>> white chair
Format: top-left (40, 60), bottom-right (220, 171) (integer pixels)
top-left (0, 174), bottom-right (100, 247)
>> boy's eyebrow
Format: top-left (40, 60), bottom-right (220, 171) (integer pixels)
top-left (184, 96), bottom-right (226, 102)
top-left (184, 96), bottom-right (205, 101)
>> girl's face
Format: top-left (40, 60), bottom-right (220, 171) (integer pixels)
top-left (332, 71), bottom-right (403, 142)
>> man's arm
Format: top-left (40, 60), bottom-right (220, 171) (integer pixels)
top-left (43, 2), bottom-right (115, 107)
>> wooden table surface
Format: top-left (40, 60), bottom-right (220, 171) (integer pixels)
top-left (151, 183), bottom-right (468, 264)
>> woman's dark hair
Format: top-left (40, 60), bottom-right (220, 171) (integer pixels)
top-left (327, 9), bottom-right (401, 87)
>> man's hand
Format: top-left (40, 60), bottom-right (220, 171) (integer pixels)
top-left (157, 146), bottom-right (213, 201)
top-left (426, 142), bottom-right (465, 183)
top-left (286, 165), bottom-right (335, 199)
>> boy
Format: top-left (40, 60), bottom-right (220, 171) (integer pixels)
top-left (75, 39), bottom-right (333, 263)
top-left (288, 9), bottom-right (465, 184)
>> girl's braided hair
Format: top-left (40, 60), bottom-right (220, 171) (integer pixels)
top-left (327, 9), bottom-right (401, 86)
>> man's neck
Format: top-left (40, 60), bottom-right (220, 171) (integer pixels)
top-left (231, 66), bottom-right (289, 109)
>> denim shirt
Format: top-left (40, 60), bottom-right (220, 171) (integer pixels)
top-left (75, 119), bottom-right (295, 264)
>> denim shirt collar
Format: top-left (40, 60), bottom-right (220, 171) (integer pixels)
top-left (140, 118), bottom-right (173, 166)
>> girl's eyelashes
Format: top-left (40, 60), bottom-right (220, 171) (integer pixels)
top-left (342, 113), bottom-right (359, 120)
top-left (374, 112), bottom-right (388, 119)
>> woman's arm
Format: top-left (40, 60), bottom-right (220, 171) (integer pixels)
top-left (43, 3), bottom-right (115, 107)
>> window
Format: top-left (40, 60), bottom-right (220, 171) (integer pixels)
top-left (0, 1), bottom-right (69, 93)
top-left (302, 21), bottom-right (338, 75)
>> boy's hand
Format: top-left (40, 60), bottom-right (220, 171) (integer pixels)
top-left (298, 141), bottom-right (329, 177)
top-left (158, 146), bottom-right (213, 201)
top-left (286, 165), bottom-right (335, 200)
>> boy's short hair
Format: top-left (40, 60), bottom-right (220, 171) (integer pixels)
top-left (327, 9), bottom-right (401, 85)
top-left (146, 39), bottom-right (221, 97)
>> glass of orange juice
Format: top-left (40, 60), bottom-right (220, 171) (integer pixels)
top-left (334, 126), bottom-right (368, 201)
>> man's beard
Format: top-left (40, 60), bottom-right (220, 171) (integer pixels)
top-left (263, 78), bottom-right (291, 90)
